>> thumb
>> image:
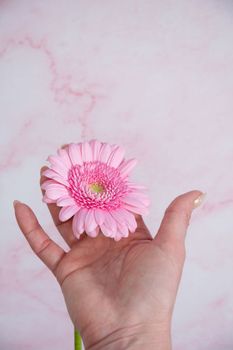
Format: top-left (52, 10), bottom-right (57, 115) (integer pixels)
top-left (154, 190), bottom-right (206, 249)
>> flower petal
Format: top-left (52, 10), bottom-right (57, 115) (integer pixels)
top-left (108, 145), bottom-right (125, 168)
top-left (42, 194), bottom-right (56, 204)
top-left (116, 222), bottom-right (129, 237)
top-left (59, 205), bottom-right (80, 222)
top-left (103, 211), bottom-right (117, 233)
top-left (88, 226), bottom-right (100, 238)
top-left (99, 223), bottom-right (115, 237)
top-left (45, 183), bottom-right (69, 200)
top-left (121, 204), bottom-right (149, 216)
top-left (85, 209), bottom-right (98, 233)
top-left (99, 143), bottom-right (112, 163)
top-left (48, 155), bottom-right (69, 178)
top-left (72, 212), bottom-right (84, 239)
top-left (68, 143), bottom-right (83, 166)
top-left (89, 139), bottom-right (102, 161)
top-left (121, 194), bottom-right (150, 208)
top-left (127, 182), bottom-right (147, 190)
top-left (72, 216), bottom-right (80, 239)
top-left (56, 195), bottom-right (77, 207)
top-left (126, 192), bottom-right (150, 205)
top-left (57, 148), bottom-right (72, 168)
top-left (118, 158), bottom-right (138, 179)
top-left (72, 208), bottom-right (88, 234)
top-left (41, 179), bottom-right (55, 190)
top-left (114, 231), bottom-right (123, 241)
top-left (110, 208), bottom-right (137, 233)
top-left (94, 208), bottom-right (105, 226)
top-left (42, 169), bottom-right (69, 186)
top-left (81, 141), bottom-right (93, 162)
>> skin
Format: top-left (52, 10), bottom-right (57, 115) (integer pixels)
top-left (13, 167), bottom-right (203, 350)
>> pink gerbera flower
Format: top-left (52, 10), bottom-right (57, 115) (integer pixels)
top-left (41, 140), bottom-right (150, 241)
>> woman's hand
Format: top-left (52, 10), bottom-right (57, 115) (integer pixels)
top-left (13, 168), bottom-right (204, 350)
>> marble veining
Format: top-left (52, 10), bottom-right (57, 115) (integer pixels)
top-left (1, 1), bottom-right (233, 349)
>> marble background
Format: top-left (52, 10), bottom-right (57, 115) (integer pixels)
top-left (1, 1), bottom-right (233, 349)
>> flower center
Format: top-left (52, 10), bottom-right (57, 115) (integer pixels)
top-left (89, 182), bottom-right (105, 194)
top-left (67, 161), bottom-right (130, 209)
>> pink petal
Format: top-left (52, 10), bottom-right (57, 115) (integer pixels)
top-left (42, 169), bottom-right (69, 186)
top-left (122, 203), bottom-right (149, 216)
top-left (85, 209), bottom-right (98, 233)
top-left (59, 205), bottom-right (80, 222)
top-left (88, 226), bottom-right (100, 238)
top-left (116, 222), bottom-right (129, 237)
top-left (94, 208), bottom-right (105, 225)
top-left (57, 148), bottom-right (72, 168)
top-left (103, 211), bottom-right (117, 233)
top-left (72, 208), bottom-right (88, 234)
top-left (125, 192), bottom-right (151, 206)
top-left (42, 194), bottom-right (56, 204)
top-left (118, 158), bottom-right (138, 179)
top-left (56, 195), bottom-right (76, 207)
top-left (121, 195), bottom-right (150, 208)
top-left (120, 209), bottom-right (137, 227)
top-left (99, 223), bottom-right (115, 237)
top-left (72, 212), bottom-right (81, 238)
top-left (48, 155), bottom-right (69, 178)
top-left (68, 143), bottom-right (83, 166)
top-left (99, 143), bottom-right (112, 163)
top-left (108, 146), bottom-right (125, 168)
top-left (81, 141), bottom-right (93, 162)
top-left (45, 183), bottom-right (69, 200)
top-left (127, 182), bottom-right (147, 190)
top-left (89, 139), bottom-right (102, 161)
top-left (110, 208), bottom-right (137, 232)
top-left (72, 222), bottom-right (80, 238)
top-left (41, 179), bottom-right (55, 190)
top-left (114, 231), bottom-right (123, 241)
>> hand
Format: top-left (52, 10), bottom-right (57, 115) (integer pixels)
top-left (13, 168), bottom-right (204, 350)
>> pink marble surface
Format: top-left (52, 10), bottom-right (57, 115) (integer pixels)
top-left (1, 1), bottom-right (233, 349)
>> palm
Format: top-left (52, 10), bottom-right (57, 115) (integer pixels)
top-left (54, 215), bottom-right (183, 346)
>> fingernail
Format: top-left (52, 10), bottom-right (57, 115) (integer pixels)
top-left (13, 200), bottom-right (21, 207)
top-left (193, 192), bottom-right (207, 209)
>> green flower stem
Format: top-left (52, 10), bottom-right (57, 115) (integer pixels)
top-left (74, 329), bottom-right (82, 350)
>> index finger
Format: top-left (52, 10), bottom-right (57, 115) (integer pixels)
top-left (14, 201), bottom-right (65, 275)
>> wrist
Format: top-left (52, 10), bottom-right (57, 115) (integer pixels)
top-left (86, 322), bottom-right (171, 350)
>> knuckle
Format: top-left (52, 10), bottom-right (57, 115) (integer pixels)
top-left (36, 238), bottom-right (52, 255)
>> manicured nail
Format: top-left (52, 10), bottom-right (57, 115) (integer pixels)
top-left (13, 200), bottom-right (21, 207)
top-left (193, 192), bottom-right (207, 209)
